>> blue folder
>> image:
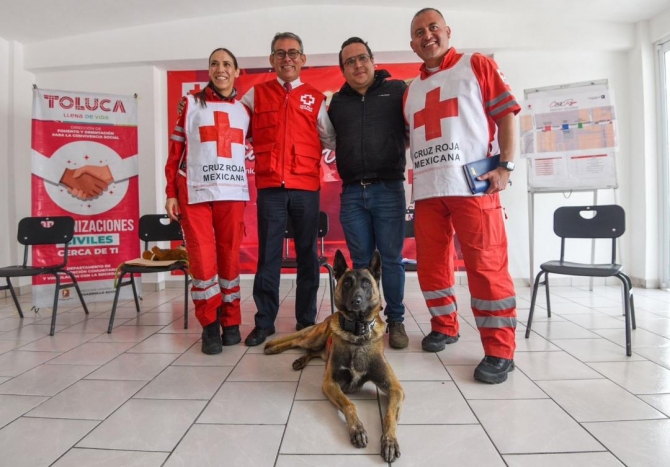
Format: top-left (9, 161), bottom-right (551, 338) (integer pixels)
top-left (463, 155), bottom-right (500, 194)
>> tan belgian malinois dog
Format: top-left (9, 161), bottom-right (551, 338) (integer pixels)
top-left (264, 249), bottom-right (404, 463)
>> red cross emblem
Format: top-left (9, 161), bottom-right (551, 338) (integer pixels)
top-left (199, 111), bottom-right (244, 158)
top-left (413, 88), bottom-right (458, 141)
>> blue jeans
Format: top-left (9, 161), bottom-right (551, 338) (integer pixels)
top-left (339, 180), bottom-right (406, 322)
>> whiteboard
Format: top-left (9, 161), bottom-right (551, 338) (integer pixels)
top-left (520, 79), bottom-right (619, 192)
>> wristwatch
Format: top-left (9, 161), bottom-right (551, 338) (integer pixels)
top-left (498, 160), bottom-right (515, 171)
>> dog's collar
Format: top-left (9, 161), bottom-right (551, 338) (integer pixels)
top-left (339, 313), bottom-right (375, 337)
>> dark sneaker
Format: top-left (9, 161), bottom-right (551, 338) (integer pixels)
top-left (222, 325), bottom-right (241, 346)
top-left (295, 322), bottom-right (314, 331)
top-left (474, 356), bottom-right (515, 384)
top-left (201, 321), bottom-right (223, 355)
top-left (421, 331), bottom-right (459, 352)
top-left (387, 321), bottom-right (409, 349)
top-left (244, 326), bottom-right (276, 347)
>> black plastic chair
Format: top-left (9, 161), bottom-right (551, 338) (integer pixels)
top-left (107, 214), bottom-right (190, 333)
top-left (525, 205), bottom-right (636, 356)
top-left (282, 211), bottom-right (335, 314)
top-left (0, 216), bottom-right (89, 335)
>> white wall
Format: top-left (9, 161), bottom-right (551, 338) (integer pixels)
top-left (3, 6), bottom-right (663, 286)
top-left (0, 36), bottom-right (9, 272)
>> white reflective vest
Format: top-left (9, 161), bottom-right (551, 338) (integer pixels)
top-left (183, 95), bottom-right (250, 203)
top-left (404, 54), bottom-right (490, 199)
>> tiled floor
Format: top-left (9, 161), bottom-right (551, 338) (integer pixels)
top-left (0, 277), bottom-right (670, 466)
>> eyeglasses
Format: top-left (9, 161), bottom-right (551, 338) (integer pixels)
top-left (272, 49), bottom-right (302, 60)
top-left (343, 54), bottom-right (371, 68)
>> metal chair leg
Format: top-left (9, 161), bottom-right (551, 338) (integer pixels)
top-left (64, 270), bottom-right (89, 315)
top-left (6, 278), bottom-right (23, 318)
top-left (544, 273), bottom-right (551, 318)
top-left (50, 274), bottom-right (60, 336)
top-left (617, 275), bottom-right (633, 357)
top-left (183, 273), bottom-right (189, 329)
top-left (129, 273), bottom-right (141, 312)
top-left (525, 271), bottom-right (544, 338)
top-left (108, 271), bottom-right (126, 333)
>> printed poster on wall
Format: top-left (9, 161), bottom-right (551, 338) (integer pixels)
top-left (31, 88), bottom-right (139, 306)
top-left (167, 63), bottom-right (467, 273)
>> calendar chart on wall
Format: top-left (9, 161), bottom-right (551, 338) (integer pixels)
top-left (520, 79), bottom-right (618, 192)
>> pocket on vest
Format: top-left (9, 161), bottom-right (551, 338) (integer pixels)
top-left (253, 143), bottom-right (276, 175)
top-left (291, 143), bottom-right (321, 176)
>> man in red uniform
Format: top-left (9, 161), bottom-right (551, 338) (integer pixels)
top-left (242, 32), bottom-right (336, 346)
top-left (404, 8), bottom-right (520, 383)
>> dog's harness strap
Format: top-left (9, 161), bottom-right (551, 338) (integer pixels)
top-left (339, 314), bottom-right (375, 336)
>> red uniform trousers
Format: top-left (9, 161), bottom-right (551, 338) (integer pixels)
top-left (176, 176), bottom-right (245, 328)
top-left (414, 193), bottom-right (516, 359)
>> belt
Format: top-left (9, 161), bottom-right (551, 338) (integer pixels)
top-left (352, 178), bottom-right (383, 186)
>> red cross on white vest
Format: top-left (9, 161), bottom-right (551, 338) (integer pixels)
top-left (199, 111), bottom-right (244, 158)
top-left (413, 88), bottom-right (458, 141)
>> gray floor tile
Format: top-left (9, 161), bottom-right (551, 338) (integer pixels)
top-left (227, 353), bottom-right (302, 382)
top-left (198, 381), bottom-right (296, 424)
top-left (16, 333), bottom-right (97, 352)
top-left (276, 455), bottom-right (387, 466)
top-left (0, 350), bottom-right (61, 377)
top-left (0, 394), bottom-right (48, 428)
top-left (514, 351), bottom-right (605, 380)
top-left (587, 360), bottom-right (670, 394)
top-left (281, 400), bottom-right (382, 455)
top-left (447, 364), bottom-right (547, 399)
top-left (0, 417), bottom-right (98, 467)
top-left (537, 379), bottom-right (666, 421)
top-left (84, 353), bottom-right (177, 380)
top-left (52, 448), bottom-right (168, 467)
top-left (77, 398), bottom-right (206, 451)
top-left (26, 380), bottom-right (146, 420)
top-left (46, 342), bottom-right (135, 365)
top-left (394, 425), bottom-right (506, 467)
top-left (552, 338), bottom-right (646, 362)
top-left (633, 346), bottom-right (670, 369)
top-left (503, 452), bottom-right (625, 466)
top-left (134, 365), bottom-right (230, 400)
top-left (172, 342), bottom-right (248, 366)
top-left (529, 320), bottom-right (602, 339)
top-left (383, 352), bottom-right (451, 381)
top-left (126, 333), bottom-right (200, 353)
top-left (470, 399), bottom-right (604, 454)
top-left (165, 424), bottom-right (283, 467)
top-left (389, 380), bottom-right (477, 424)
top-left (0, 364), bottom-right (95, 396)
top-left (89, 325), bottom-right (163, 343)
top-left (638, 393), bottom-right (670, 417)
top-left (584, 419), bottom-right (670, 467)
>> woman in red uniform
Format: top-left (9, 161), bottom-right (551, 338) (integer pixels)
top-left (165, 48), bottom-right (251, 354)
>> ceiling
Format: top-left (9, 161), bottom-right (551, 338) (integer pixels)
top-left (2, 0), bottom-right (670, 44)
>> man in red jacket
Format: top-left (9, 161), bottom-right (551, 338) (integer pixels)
top-left (243, 32), bottom-right (336, 346)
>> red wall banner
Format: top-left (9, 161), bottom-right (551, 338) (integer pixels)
top-left (167, 63), bottom-right (465, 274)
top-left (31, 89), bottom-right (139, 305)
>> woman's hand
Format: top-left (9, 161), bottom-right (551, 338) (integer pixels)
top-left (165, 198), bottom-right (181, 221)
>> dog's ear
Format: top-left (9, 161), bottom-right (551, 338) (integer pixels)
top-left (333, 249), bottom-right (349, 281)
top-left (368, 250), bottom-right (382, 283)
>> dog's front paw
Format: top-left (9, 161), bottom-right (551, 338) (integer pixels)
top-left (349, 422), bottom-right (368, 448)
top-left (263, 343), bottom-right (279, 355)
top-left (292, 356), bottom-right (308, 370)
top-left (381, 434), bottom-right (401, 462)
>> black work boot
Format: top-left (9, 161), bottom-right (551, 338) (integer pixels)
top-left (244, 326), bottom-right (276, 346)
top-left (201, 321), bottom-right (223, 355)
top-left (222, 325), bottom-right (241, 346)
top-left (474, 356), bottom-right (515, 384)
top-left (421, 331), bottom-right (459, 352)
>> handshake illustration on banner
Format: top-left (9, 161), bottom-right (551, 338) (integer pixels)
top-left (59, 165), bottom-right (114, 200)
